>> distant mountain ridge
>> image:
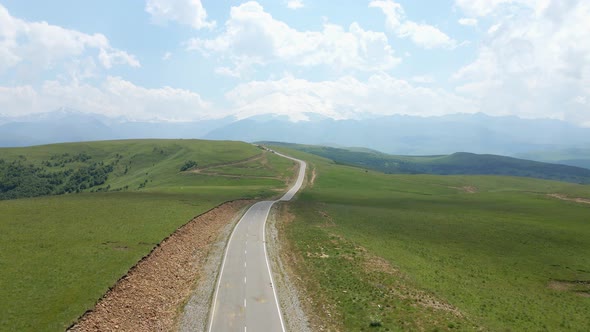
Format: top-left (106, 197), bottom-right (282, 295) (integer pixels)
top-left (515, 148), bottom-right (590, 170)
top-left (2, 110), bottom-right (590, 159)
top-left (0, 109), bottom-right (233, 147)
top-left (205, 113), bottom-right (590, 155)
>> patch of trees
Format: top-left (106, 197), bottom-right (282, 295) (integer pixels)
top-left (0, 158), bottom-right (115, 200)
top-left (0, 160), bottom-right (56, 199)
top-left (180, 160), bottom-right (198, 172)
top-left (62, 162), bottom-right (114, 193)
top-left (43, 153), bottom-right (92, 167)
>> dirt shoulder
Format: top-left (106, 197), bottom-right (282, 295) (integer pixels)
top-left (267, 203), bottom-right (313, 332)
top-left (68, 200), bottom-right (253, 332)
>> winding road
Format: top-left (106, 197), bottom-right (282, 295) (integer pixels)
top-left (208, 152), bottom-right (307, 332)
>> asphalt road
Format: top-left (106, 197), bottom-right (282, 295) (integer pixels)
top-left (208, 152), bottom-right (307, 332)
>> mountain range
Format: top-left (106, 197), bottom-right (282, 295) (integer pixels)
top-left (1, 109), bottom-right (589, 163)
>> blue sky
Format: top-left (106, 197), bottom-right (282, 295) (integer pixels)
top-left (0, 0), bottom-right (589, 125)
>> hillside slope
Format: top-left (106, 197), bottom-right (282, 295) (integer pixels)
top-left (0, 139), bottom-right (294, 200)
top-left (265, 142), bottom-right (590, 184)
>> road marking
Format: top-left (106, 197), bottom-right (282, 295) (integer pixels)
top-left (244, 298), bottom-right (247, 307)
top-left (244, 261), bottom-right (247, 267)
top-left (207, 204), bottom-right (258, 332)
top-left (244, 276), bottom-right (247, 284)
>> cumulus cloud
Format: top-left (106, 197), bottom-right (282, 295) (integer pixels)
top-left (0, 77), bottom-right (212, 121)
top-left (453, 0), bottom-right (590, 123)
top-left (286, 0), bottom-right (304, 10)
top-left (187, 1), bottom-right (400, 74)
top-left (226, 74), bottom-right (475, 122)
top-left (145, 0), bottom-right (215, 29)
top-left (0, 4), bottom-right (139, 77)
top-left (370, 0), bottom-right (457, 49)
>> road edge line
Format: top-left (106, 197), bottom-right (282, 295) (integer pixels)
top-left (263, 201), bottom-right (287, 332)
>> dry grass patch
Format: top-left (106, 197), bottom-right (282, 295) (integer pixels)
top-left (449, 186), bottom-right (478, 194)
top-left (548, 193), bottom-right (590, 205)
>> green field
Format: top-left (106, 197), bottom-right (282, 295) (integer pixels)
top-left (0, 140), bottom-right (295, 331)
top-left (275, 147), bottom-right (590, 331)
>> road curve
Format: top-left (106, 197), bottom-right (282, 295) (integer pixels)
top-left (208, 152), bottom-right (306, 332)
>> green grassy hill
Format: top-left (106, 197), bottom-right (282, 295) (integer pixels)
top-left (0, 139), bottom-right (298, 200)
top-left (271, 146), bottom-right (590, 331)
top-left (0, 139), bottom-right (295, 331)
top-left (264, 142), bottom-right (590, 184)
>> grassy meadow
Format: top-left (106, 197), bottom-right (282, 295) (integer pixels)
top-left (0, 139), bottom-right (295, 331)
top-left (275, 148), bottom-right (590, 331)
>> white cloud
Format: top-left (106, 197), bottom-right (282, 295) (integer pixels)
top-left (0, 85), bottom-right (38, 114)
top-left (487, 23), bottom-right (502, 34)
top-left (145, 0), bottom-right (215, 29)
top-left (162, 52), bottom-right (172, 61)
top-left (370, 0), bottom-right (457, 49)
top-left (0, 4), bottom-right (139, 76)
top-left (455, 0), bottom-right (513, 17)
top-left (215, 66), bottom-right (241, 78)
top-left (287, 0), bottom-right (304, 10)
top-left (458, 18), bottom-right (478, 26)
top-left (187, 1), bottom-right (400, 74)
top-left (226, 74), bottom-right (475, 122)
top-left (453, 0), bottom-right (590, 123)
top-left (0, 77), bottom-right (213, 121)
top-left (99, 48), bottom-right (141, 69)
top-left (574, 96), bottom-right (587, 105)
top-left (454, 0), bottom-right (550, 17)
top-left (397, 21), bottom-right (457, 49)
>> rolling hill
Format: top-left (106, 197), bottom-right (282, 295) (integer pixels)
top-left (265, 142), bottom-right (590, 184)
